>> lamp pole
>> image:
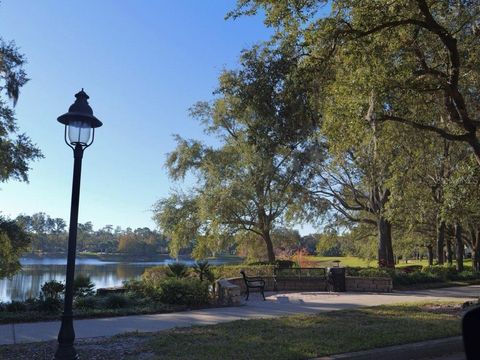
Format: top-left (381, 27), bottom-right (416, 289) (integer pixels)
top-left (54, 90), bottom-right (102, 360)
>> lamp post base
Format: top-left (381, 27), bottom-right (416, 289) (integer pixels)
top-left (53, 314), bottom-right (78, 360)
top-left (53, 344), bottom-right (79, 360)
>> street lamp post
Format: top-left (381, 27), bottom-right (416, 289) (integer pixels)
top-left (54, 90), bottom-right (102, 360)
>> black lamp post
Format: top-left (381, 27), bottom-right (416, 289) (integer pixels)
top-left (54, 90), bottom-right (102, 360)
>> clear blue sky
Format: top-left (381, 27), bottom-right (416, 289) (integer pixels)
top-left (0, 0), bottom-right (317, 235)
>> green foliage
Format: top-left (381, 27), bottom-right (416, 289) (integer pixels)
top-left (230, 0), bottom-right (480, 268)
top-left (103, 294), bottom-right (129, 309)
top-left (40, 280), bottom-right (64, 301)
top-left (345, 267), bottom-right (390, 277)
top-left (74, 296), bottom-right (98, 310)
top-left (211, 264), bottom-right (276, 279)
top-left (36, 297), bottom-right (62, 313)
top-left (356, 268), bottom-right (390, 278)
top-left (6, 300), bottom-right (26, 312)
top-left (158, 278), bottom-right (210, 306)
top-left (117, 227), bottom-right (168, 256)
top-left (193, 260), bottom-right (214, 282)
top-left (274, 260), bottom-right (296, 269)
top-left (154, 44), bottom-right (324, 262)
top-left (316, 232), bottom-right (344, 257)
top-left (73, 275), bottom-right (95, 297)
top-left (166, 263), bottom-right (190, 278)
top-left (421, 266), bottom-right (458, 281)
top-left (391, 271), bottom-right (441, 286)
top-left (452, 270), bottom-right (480, 281)
top-left (0, 217), bottom-right (31, 277)
top-left (0, 40), bottom-right (43, 184)
top-left (15, 212), bottom-right (169, 255)
top-left (142, 266), bottom-right (170, 287)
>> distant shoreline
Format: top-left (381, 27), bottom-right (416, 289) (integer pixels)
top-left (20, 252), bottom-right (243, 263)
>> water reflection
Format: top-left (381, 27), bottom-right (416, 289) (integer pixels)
top-left (0, 256), bottom-right (237, 302)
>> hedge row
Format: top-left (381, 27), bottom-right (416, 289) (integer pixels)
top-left (142, 264), bottom-right (276, 283)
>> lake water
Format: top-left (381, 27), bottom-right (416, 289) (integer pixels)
top-left (0, 256), bottom-right (238, 302)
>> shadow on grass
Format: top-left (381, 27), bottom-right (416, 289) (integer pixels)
top-left (144, 302), bottom-right (461, 360)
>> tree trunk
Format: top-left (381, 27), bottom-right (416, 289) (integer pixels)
top-left (426, 245), bottom-right (434, 266)
top-left (473, 248), bottom-right (480, 272)
top-left (262, 231), bottom-right (275, 263)
top-left (455, 223), bottom-right (464, 272)
top-left (446, 238), bottom-right (453, 265)
top-left (436, 220), bottom-right (446, 264)
top-left (471, 228), bottom-right (480, 272)
top-left (378, 217), bottom-right (395, 268)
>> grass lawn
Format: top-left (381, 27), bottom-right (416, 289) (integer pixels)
top-left (306, 255), bottom-right (375, 267)
top-left (0, 301), bottom-right (464, 360)
top-left (145, 302), bottom-right (462, 360)
top-left (307, 256), bottom-right (474, 269)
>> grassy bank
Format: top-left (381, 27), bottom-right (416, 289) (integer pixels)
top-left (0, 301), bottom-right (464, 360)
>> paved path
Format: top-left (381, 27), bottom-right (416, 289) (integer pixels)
top-left (0, 285), bottom-right (478, 345)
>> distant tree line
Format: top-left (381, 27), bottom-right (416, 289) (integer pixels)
top-left (15, 213), bottom-right (169, 256)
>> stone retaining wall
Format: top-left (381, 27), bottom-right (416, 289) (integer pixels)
top-left (216, 279), bottom-right (241, 305)
top-left (225, 276), bottom-right (326, 292)
top-left (345, 276), bottom-right (393, 292)
top-left (96, 287), bottom-right (126, 296)
top-left (223, 275), bottom-right (392, 294)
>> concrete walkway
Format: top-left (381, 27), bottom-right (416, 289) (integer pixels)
top-left (1, 285), bottom-right (478, 345)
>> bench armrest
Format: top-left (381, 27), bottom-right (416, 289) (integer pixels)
top-left (245, 278), bottom-right (266, 286)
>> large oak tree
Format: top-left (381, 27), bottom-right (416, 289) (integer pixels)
top-left (154, 46), bottom-right (323, 262)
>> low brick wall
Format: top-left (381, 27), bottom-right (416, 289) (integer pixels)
top-left (224, 275), bottom-right (392, 293)
top-left (345, 276), bottom-right (393, 292)
top-left (226, 276), bottom-right (326, 293)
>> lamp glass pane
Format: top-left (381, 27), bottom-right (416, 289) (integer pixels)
top-left (68, 121), bottom-right (92, 145)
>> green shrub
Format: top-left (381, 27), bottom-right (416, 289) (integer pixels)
top-left (41, 280), bottom-right (65, 301)
top-left (391, 271), bottom-right (441, 286)
top-left (166, 263), bottom-right (190, 278)
top-left (421, 265), bottom-right (457, 281)
top-left (24, 297), bottom-right (38, 310)
top-left (356, 268), bottom-right (391, 278)
top-left (142, 266), bottom-right (170, 287)
top-left (275, 260), bottom-right (297, 268)
top-left (74, 275), bottom-right (95, 297)
top-left (193, 261), bottom-right (214, 282)
top-left (345, 267), bottom-right (362, 276)
top-left (124, 279), bottom-right (162, 301)
top-left (75, 296), bottom-right (98, 309)
top-left (6, 301), bottom-right (27, 312)
top-left (37, 297), bottom-right (62, 313)
top-left (452, 270), bottom-right (480, 281)
top-left (103, 294), bottom-right (129, 309)
top-left (211, 264), bottom-right (276, 279)
top-left (159, 278), bottom-right (210, 306)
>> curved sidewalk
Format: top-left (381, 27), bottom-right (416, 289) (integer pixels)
top-left (1, 285), bottom-right (478, 345)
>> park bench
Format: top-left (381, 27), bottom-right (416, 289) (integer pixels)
top-left (240, 270), bottom-right (266, 301)
top-left (273, 267), bottom-right (327, 291)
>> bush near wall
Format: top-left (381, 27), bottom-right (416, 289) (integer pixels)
top-left (142, 264), bottom-right (276, 283)
top-left (211, 265), bottom-right (276, 279)
top-left (158, 278), bottom-right (210, 306)
top-left (345, 265), bottom-right (480, 286)
top-left (141, 264), bottom-right (480, 292)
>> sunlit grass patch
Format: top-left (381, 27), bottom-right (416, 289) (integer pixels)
top-left (145, 301), bottom-right (463, 360)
